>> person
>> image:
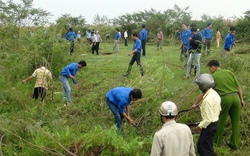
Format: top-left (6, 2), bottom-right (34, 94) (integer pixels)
top-left (22, 63), bottom-right (53, 101)
top-left (203, 23), bottom-right (213, 55)
top-left (180, 23), bottom-right (191, 65)
top-left (150, 101), bottom-right (195, 156)
top-left (105, 33), bottom-right (110, 40)
top-left (124, 30), bottom-right (128, 46)
top-left (66, 28), bottom-right (76, 55)
top-left (59, 60), bottom-right (87, 104)
top-left (86, 30), bottom-right (91, 44)
top-left (176, 29), bottom-right (181, 40)
top-left (221, 27), bottom-right (237, 57)
top-left (156, 28), bottom-right (163, 50)
top-left (76, 31), bottom-right (81, 43)
top-left (139, 24), bottom-right (148, 56)
top-left (184, 28), bottom-right (202, 79)
top-left (106, 87), bottom-right (142, 134)
top-left (123, 33), bottom-right (144, 77)
top-left (197, 28), bottom-right (203, 38)
top-left (192, 60), bottom-right (245, 150)
top-left (193, 74), bottom-right (221, 156)
top-left (96, 31), bottom-right (102, 54)
top-left (114, 29), bottom-right (120, 52)
top-left (91, 32), bottom-right (98, 55)
top-left (216, 28), bottom-right (221, 48)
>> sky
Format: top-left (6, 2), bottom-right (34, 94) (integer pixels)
top-left (10, 0), bottom-right (250, 24)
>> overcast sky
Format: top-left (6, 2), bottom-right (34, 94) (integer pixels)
top-left (11, 0), bottom-right (250, 24)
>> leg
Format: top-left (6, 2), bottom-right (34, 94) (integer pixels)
top-left (185, 53), bottom-right (194, 78)
top-left (195, 53), bottom-right (201, 78)
top-left (183, 45), bottom-right (189, 66)
top-left (135, 54), bottom-right (144, 76)
top-left (91, 43), bottom-right (95, 54)
top-left (203, 40), bottom-right (206, 52)
top-left (96, 42), bottom-right (99, 55)
top-left (33, 88), bottom-right (39, 100)
top-left (59, 76), bottom-right (72, 103)
top-left (207, 40), bottom-right (211, 55)
top-left (124, 55), bottom-right (136, 77)
top-left (70, 41), bottom-right (74, 54)
top-left (142, 40), bottom-right (146, 56)
top-left (39, 87), bottom-right (47, 101)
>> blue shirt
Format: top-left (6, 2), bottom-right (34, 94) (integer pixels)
top-left (60, 63), bottom-right (79, 84)
top-left (115, 32), bottom-right (120, 40)
top-left (86, 32), bottom-right (91, 39)
top-left (204, 28), bottom-right (212, 40)
top-left (140, 28), bottom-right (148, 40)
top-left (197, 31), bottom-right (203, 38)
top-left (106, 87), bottom-right (132, 114)
top-left (133, 38), bottom-right (142, 54)
top-left (223, 33), bottom-right (235, 50)
top-left (66, 31), bottom-right (76, 41)
top-left (182, 29), bottom-right (191, 44)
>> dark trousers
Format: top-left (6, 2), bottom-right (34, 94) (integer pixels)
top-left (96, 42), bottom-right (100, 54)
top-left (125, 38), bottom-right (128, 46)
top-left (203, 39), bottom-right (211, 55)
top-left (125, 53), bottom-right (144, 76)
top-left (141, 40), bottom-right (146, 56)
top-left (70, 41), bottom-right (74, 54)
top-left (33, 87), bottom-right (46, 101)
top-left (91, 43), bottom-right (98, 55)
top-left (197, 122), bottom-right (218, 156)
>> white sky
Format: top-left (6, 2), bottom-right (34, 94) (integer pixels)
top-left (9, 0), bottom-right (250, 24)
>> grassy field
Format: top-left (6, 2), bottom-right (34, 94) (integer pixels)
top-left (0, 37), bottom-right (249, 155)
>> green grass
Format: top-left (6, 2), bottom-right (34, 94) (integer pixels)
top-left (0, 36), bottom-right (250, 155)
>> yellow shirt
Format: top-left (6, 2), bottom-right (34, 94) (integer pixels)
top-left (198, 88), bottom-right (221, 128)
top-left (32, 67), bottom-right (52, 89)
top-left (151, 120), bottom-right (196, 156)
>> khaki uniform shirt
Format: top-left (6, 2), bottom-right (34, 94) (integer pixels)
top-left (198, 88), bottom-right (221, 128)
top-left (32, 67), bottom-right (52, 89)
top-left (151, 120), bottom-right (196, 156)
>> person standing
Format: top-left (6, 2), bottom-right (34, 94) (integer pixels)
top-left (91, 32), bottom-right (98, 55)
top-left (124, 30), bottom-right (128, 46)
top-left (156, 28), bottom-right (163, 50)
top-left (216, 28), bottom-right (221, 48)
top-left (96, 31), bottom-right (102, 55)
top-left (180, 23), bottom-right (191, 65)
top-left (221, 27), bottom-right (237, 57)
top-left (76, 31), bottom-right (81, 43)
top-left (203, 23), bottom-right (213, 55)
top-left (86, 30), bottom-right (91, 44)
top-left (150, 101), bottom-right (195, 156)
top-left (123, 33), bottom-right (144, 77)
top-left (139, 25), bottom-right (148, 56)
top-left (193, 74), bottom-right (221, 156)
top-left (22, 63), bottom-right (53, 101)
top-left (114, 29), bottom-right (120, 52)
top-left (106, 87), bottom-right (142, 134)
top-left (66, 28), bottom-right (76, 55)
top-left (192, 60), bottom-right (245, 150)
top-left (184, 28), bottom-right (202, 79)
top-left (59, 60), bottom-right (87, 104)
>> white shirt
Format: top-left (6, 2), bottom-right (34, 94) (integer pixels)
top-left (124, 31), bottom-right (128, 39)
top-left (151, 120), bottom-right (196, 156)
top-left (91, 34), bottom-right (97, 43)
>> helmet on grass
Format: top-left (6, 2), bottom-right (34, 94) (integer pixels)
top-left (194, 73), bottom-right (214, 92)
top-left (159, 101), bottom-right (178, 116)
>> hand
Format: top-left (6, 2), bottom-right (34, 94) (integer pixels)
top-left (188, 37), bottom-right (192, 41)
top-left (21, 80), bottom-right (26, 83)
top-left (70, 75), bottom-right (75, 79)
top-left (76, 84), bottom-right (80, 89)
top-left (127, 117), bottom-right (133, 124)
top-left (241, 100), bottom-right (245, 108)
top-left (192, 103), bottom-right (198, 109)
top-left (194, 126), bottom-right (201, 134)
top-left (128, 52), bottom-right (133, 56)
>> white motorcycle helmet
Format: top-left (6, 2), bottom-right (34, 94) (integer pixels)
top-left (159, 101), bottom-right (178, 116)
top-left (194, 73), bottom-right (215, 93)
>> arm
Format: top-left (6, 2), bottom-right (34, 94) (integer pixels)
top-left (192, 92), bottom-right (204, 109)
top-left (150, 134), bottom-right (162, 156)
top-left (22, 75), bottom-right (34, 83)
top-left (126, 105), bottom-right (130, 117)
top-left (238, 86), bottom-right (245, 108)
top-left (121, 112), bottom-right (133, 124)
top-left (49, 75), bottom-right (53, 89)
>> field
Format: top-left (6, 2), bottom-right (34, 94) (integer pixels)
top-left (0, 36), bottom-right (249, 155)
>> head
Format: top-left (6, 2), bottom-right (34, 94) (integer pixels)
top-left (131, 33), bottom-right (138, 41)
top-left (116, 29), bottom-right (119, 32)
top-left (191, 27), bottom-right (197, 35)
top-left (207, 23), bottom-right (212, 29)
top-left (159, 101), bottom-right (178, 123)
top-left (91, 32), bottom-right (94, 36)
top-left (78, 60), bottom-right (87, 69)
top-left (78, 31), bottom-right (80, 33)
top-left (229, 26), bottom-right (236, 35)
top-left (190, 23), bottom-right (196, 29)
top-left (207, 60), bottom-right (220, 73)
top-left (142, 24), bottom-right (146, 29)
top-left (182, 23), bottom-right (189, 30)
top-left (129, 88), bottom-right (142, 101)
top-left (96, 31), bottom-right (99, 34)
top-left (157, 28), bottom-right (161, 32)
top-left (69, 28), bottom-right (73, 31)
top-left (194, 74), bottom-right (215, 93)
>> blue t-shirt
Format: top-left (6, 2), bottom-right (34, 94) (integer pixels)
top-left (140, 29), bottom-right (148, 40)
top-left (60, 63), bottom-right (79, 84)
top-left (223, 33), bottom-right (235, 50)
top-left (66, 31), bottom-right (76, 41)
top-left (133, 38), bottom-right (142, 53)
top-left (204, 28), bottom-right (212, 40)
top-left (182, 29), bottom-right (191, 44)
top-left (115, 32), bottom-right (120, 40)
top-left (106, 87), bottom-right (132, 114)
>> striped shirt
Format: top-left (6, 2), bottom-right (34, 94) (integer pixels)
top-left (32, 67), bottom-right (52, 89)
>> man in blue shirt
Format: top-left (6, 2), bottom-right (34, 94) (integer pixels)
top-left (114, 29), bottom-right (120, 52)
top-left (140, 25), bottom-right (148, 56)
top-left (203, 23), bottom-right (213, 55)
top-left (106, 87), bottom-right (142, 134)
top-left (66, 28), bottom-right (76, 55)
top-left (59, 60), bottom-right (87, 104)
top-left (221, 27), bottom-right (237, 57)
top-left (123, 33), bottom-right (144, 77)
top-left (180, 23), bottom-right (191, 66)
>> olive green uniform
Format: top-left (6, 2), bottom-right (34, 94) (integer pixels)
top-left (212, 68), bottom-right (241, 149)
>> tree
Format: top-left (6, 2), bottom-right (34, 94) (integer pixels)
top-left (56, 14), bottom-right (86, 29)
top-left (92, 14), bottom-right (111, 26)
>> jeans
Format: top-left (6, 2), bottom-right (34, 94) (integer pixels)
top-left (186, 53), bottom-right (201, 78)
top-left (114, 40), bottom-right (119, 52)
top-left (59, 75), bottom-right (71, 103)
top-left (106, 98), bottom-right (123, 133)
